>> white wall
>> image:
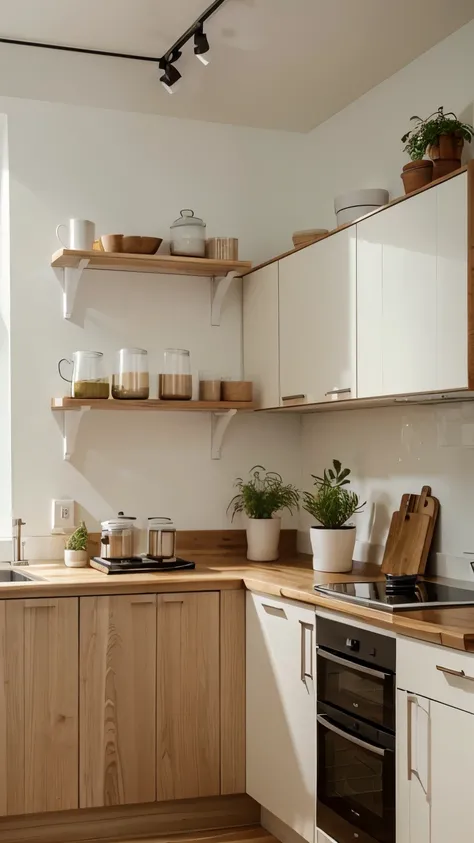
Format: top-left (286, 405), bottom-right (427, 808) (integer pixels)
top-left (0, 115), bottom-right (11, 537)
top-left (302, 19), bottom-right (474, 231)
top-left (301, 402), bottom-right (474, 577)
top-left (0, 95), bottom-right (306, 544)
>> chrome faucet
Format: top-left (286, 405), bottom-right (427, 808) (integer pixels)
top-left (12, 518), bottom-right (28, 566)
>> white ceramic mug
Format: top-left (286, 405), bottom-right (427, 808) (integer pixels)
top-left (56, 219), bottom-right (95, 250)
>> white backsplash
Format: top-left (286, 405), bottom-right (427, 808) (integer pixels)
top-left (300, 401), bottom-right (474, 581)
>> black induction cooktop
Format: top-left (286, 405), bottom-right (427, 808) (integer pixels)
top-left (314, 578), bottom-right (474, 612)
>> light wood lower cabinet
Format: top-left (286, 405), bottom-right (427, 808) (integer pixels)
top-left (0, 598), bottom-right (79, 816)
top-left (79, 594), bottom-right (157, 807)
top-left (156, 592), bottom-right (220, 800)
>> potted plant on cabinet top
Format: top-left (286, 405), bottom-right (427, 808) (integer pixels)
top-left (401, 107), bottom-right (473, 192)
top-left (64, 521), bottom-right (89, 568)
top-left (227, 465), bottom-right (299, 562)
top-left (302, 459), bottom-right (365, 573)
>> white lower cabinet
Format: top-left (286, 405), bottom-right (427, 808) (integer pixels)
top-left (397, 637), bottom-right (474, 843)
top-left (246, 592), bottom-right (316, 842)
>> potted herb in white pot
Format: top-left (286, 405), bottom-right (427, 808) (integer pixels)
top-left (228, 465), bottom-right (299, 562)
top-left (303, 460), bottom-right (365, 573)
top-left (64, 521), bottom-right (89, 568)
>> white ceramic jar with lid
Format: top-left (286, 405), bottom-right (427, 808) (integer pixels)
top-left (170, 209), bottom-right (206, 257)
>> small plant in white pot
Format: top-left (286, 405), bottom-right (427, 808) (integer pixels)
top-left (64, 522), bottom-right (89, 568)
top-left (303, 460), bottom-right (365, 573)
top-left (228, 465), bottom-right (299, 562)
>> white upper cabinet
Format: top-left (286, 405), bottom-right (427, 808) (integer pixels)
top-left (279, 228), bottom-right (357, 405)
top-left (243, 263), bottom-right (280, 409)
top-left (357, 172), bottom-right (468, 398)
top-left (246, 592), bottom-right (316, 843)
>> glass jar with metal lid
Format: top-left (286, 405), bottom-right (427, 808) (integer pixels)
top-left (170, 209), bottom-right (206, 257)
top-left (100, 513), bottom-right (137, 559)
top-left (147, 517), bottom-right (176, 560)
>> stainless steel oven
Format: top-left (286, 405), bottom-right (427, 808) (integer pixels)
top-left (316, 617), bottom-right (396, 843)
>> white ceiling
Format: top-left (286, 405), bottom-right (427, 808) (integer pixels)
top-left (0, 0), bottom-right (473, 131)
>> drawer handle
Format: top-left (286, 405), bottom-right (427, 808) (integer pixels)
top-left (436, 664), bottom-right (474, 681)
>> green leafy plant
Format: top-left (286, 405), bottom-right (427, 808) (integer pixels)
top-left (65, 521), bottom-right (88, 552)
top-left (302, 459), bottom-right (365, 529)
top-left (227, 465), bottom-right (299, 520)
top-left (402, 106), bottom-right (474, 160)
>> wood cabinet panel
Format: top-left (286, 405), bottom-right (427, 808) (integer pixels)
top-left (243, 263), bottom-right (280, 409)
top-left (80, 594), bottom-right (157, 808)
top-left (156, 592), bottom-right (220, 800)
top-left (0, 598), bottom-right (78, 816)
top-left (220, 589), bottom-right (246, 794)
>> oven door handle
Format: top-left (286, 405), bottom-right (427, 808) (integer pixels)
top-left (316, 646), bottom-right (392, 680)
top-left (317, 714), bottom-right (386, 757)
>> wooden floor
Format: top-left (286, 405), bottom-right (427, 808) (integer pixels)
top-left (78, 827), bottom-right (277, 843)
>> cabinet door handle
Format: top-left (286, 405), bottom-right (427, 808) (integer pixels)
top-left (262, 603), bottom-right (286, 618)
top-left (281, 393), bottom-right (306, 401)
top-left (407, 694), bottom-right (416, 781)
top-left (325, 387), bottom-right (351, 396)
top-left (300, 621), bottom-right (314, 682)
top-left (436, 664), bottom-right (474, 681)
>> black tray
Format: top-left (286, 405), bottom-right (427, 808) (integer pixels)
top-left (90, 557), bottom-right (195, 575)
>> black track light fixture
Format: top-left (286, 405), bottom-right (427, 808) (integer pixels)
top-left (159, 58), bottom-right (182, 93)
top-left (0, 0), bottom-right (228, 92)
top-left (194, 24), bottom-right (210, 65)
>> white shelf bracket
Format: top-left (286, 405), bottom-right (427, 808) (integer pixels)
top-left (211, 409), bottom-right (237, 459)
top-left (54, 406), bottom-right (91, 460)
top-left (55, 259), bottom-right (90, 319)
top-left (211, 270), bottom-right (239, 326)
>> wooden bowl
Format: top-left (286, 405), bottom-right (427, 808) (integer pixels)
top-left (101, 234), bottom-right (123, 252)
top-left (121, 236), bottom-right (162, 255)
top-left (139, 237), bottom-right (162, 255)
top-left (292, 229), bottom-right (328, 248)
top-left (122, 236), bottom-right (142, 254)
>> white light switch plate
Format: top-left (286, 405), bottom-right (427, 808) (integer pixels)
top-left (51, 499), bottom-right (75, 534)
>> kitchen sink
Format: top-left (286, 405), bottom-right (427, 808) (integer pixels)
top-left (0, 569), bottom-right (37, 583)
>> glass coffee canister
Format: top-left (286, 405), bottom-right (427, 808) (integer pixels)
top-left (159, 348), bottom-right (192, 400)
top-left (58, 351), bottom-right (109, 399)
top-left (112, 348), bottom-right (149, 400)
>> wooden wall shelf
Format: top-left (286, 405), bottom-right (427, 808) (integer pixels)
top-left (51, 398), bottom-right (254, 461)
top-left (51, 249), bottom-right (252, 277)
top-left (52, 398), bottom-right (255, 412)
top-left (51, 249), bottom-right (252, 322)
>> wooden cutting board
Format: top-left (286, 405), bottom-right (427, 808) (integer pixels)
top-left (381, 486), bottom-right (439, 576)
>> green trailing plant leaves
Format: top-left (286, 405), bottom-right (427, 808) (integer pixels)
top-left (227, 465), bottom-right (300, 521)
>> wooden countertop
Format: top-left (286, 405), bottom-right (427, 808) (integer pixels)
top-left (6, 553), bottom-right (474, 653)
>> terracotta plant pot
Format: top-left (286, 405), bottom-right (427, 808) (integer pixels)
top-left (428, 133), bottom-right (464, 161)
top-left (401, 160), bottom-right (433, 194)
top-left (432, 159), bottom-right (462, 179)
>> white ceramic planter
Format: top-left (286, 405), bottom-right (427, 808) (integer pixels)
top-left (246, 517), bottom-right (281, 562)
top-left (64, 549), bottom-right (88, 568)
top-left (310, 525), bottom-right (356, 573)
